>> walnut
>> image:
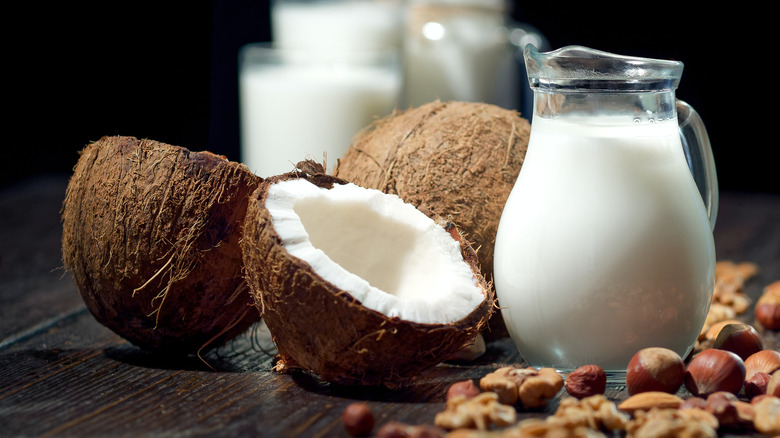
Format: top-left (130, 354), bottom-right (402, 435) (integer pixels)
top-left (677, 406), bottom-right (720, 430)
top-left (713, 279), bottom-right (751, 314)
top-left (711, 261), bottom-right (758, 316)
top-left (501, 418), bottom-right (606, 438)
top-left (480, 366), bottom-right (563, 408)
top-left (444, 429), bottom-right (503, 438)
top-left (479, 366), bottom-right (538, 405)
top-left (626, 408), bottom-right (717, 438)
top-left (715, 260), bottom-right (759, 285)
top-left (547, 395), bottom-right (630, 432)
top-left (375, 421), bottom-right (446, 438)
top-left (434, 392), bottom-right (516, 431)
top-left (519, 368), bottom-right (565, 408)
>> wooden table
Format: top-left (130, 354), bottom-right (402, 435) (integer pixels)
top-left (1, 175), bottom-right (778, 437)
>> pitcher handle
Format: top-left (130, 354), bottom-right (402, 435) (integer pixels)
top-left (677, 100), bottom-right (718, 230)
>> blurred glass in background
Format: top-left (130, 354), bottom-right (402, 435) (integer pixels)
top-left (239, 0), bottom-right (546, 177)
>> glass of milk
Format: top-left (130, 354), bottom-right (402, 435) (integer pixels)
top-left (239, 44), bottom-right (401, 177)
top-left (493, 45), bottom-right (718, 381)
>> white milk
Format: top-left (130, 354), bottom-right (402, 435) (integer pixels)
top-left (272, 1), bottom-right (403, 51)
top-left (239, 60), bottom-right (401, 177)
top-left (493, 116), bottom-right (716, 372)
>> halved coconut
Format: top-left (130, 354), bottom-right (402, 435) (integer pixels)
top-left (61, 136), bottom-right (262, 354)
top-left (241, 163), bottom-right (494, 387)
top-left (334, 101), bottom-right (530, 340)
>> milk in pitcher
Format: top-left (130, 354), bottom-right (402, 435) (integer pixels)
top-left (493, 115), bottom-right (716, 372)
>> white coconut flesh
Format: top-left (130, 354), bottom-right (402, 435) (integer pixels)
top-left (265, 178), bottom-right (485, 325)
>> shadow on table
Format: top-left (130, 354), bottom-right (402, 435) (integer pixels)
top-left (283, 337), bottom-right (523, 403)
top-left (102, 326), bottom-right (278, 373)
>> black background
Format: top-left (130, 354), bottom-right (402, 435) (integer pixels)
top-left (7, 1), bottom-right (776, 194)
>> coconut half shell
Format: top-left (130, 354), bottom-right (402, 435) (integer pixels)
top-left (61, 136), bottom-right (262, 354)
top-left (334, 101), bottom-right (529, 340)
top-left (241, 162), bottom-right (494, 387)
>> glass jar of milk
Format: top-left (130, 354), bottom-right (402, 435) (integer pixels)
top-left (271, 0), bottom-right (404, 52)
top-left (239, 45), bottom-right (401, 177)
top-left (239, 1), bottom-right (404, 177)
top-left (493, 45), bottom-right (718, 380)
top-left (403, 0), bottom-right (546, 111)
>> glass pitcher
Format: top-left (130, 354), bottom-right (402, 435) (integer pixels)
top-left (493, 45), bottom-right (718, 379)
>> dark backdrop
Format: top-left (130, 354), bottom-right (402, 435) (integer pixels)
top-left (7, 1), bottom-right (776, 194)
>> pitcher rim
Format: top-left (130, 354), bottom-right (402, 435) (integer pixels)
top-left (524, 44), bottom-right (684, 92)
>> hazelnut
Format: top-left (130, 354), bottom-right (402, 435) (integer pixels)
top-left (342, 402), bottom-right (374, 436)
top-left (447, 380), bottom-right (481, 401)
top-left (703, 319), bottom-right (743, 342)
top-left (684, 349), bottom-right (746, 397)
top-left (756, 281), bottom-right (780, 330)
top-left (745, 349), bottom-right (780, 379)
top-left (564, 364), bottom-right (606, 399)
top-left (755, 302), bottom-right (780, 329)
top-left (768, 371), bottom-right (780, 397)
top-left (712, 323), bottom-right (763, 360)
top-left (625, 347), bottom-right (685, 395)
top-left (678, 396), bottom-right (706, 410)
top-left (750, 394), bottom-right (778, 405)
top-left (705, 391), bottom-right (741, 428)
top-left (374, 422), bottom-right (408, 438)
top-left (745, 371), bottom-right (771, 399)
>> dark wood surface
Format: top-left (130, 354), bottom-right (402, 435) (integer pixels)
top-left (1, 175), bottom-right (778, 437)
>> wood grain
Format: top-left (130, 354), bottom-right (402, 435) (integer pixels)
top-left (1, 176), bottom-right (778, 437)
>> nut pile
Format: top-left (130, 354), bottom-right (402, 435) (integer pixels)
top-left (340, 260), bottom-right (780, 437)
top-left (342, 356), bottom-right (779, 437)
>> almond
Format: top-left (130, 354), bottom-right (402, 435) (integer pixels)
top-left (617, 391), bottom-right (684, 413)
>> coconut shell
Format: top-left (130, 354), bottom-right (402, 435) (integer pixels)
top-left (241, 162), bottom-right (494, 387)
top-left (61, 136), bottom-right (262, 354)
top-left (333, 101), bottom-right (530, 286)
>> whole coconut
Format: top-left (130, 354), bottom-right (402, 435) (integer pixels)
top-left (61, 136), bottom-right (262, 354)
top-left (333, 101), bottom-right (530, 286)
top-left (241, 162), bottom-right (494, 387)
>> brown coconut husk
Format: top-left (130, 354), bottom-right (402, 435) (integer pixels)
top-left (333, 101), bottom-right (530, 339)
top-left (61, 136), bottom-right (262, 355)
top-left (241, 162), bottom-right (494, 388)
